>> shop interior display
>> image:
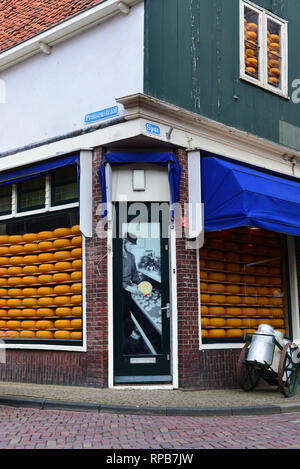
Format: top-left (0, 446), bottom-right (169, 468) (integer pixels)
top-left (200, 227), bottom-right (286, 340)
top-left (0, 225), bottom-right (82, 340)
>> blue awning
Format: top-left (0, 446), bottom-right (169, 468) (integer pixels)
top-left (98, 152), bottom-right (182, 218)
top-left (201, 156), bottom-right (300, 236)
top-left (0, 154), bottom-right (80, 187)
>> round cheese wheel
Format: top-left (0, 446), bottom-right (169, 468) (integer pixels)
top-left (8, 245), bottom-right (24, 255)
top-left (210, 295), bottom-right (226, 304)
top-left (7, 298), bottom-right (22, 307)
top-left (270, 288), bottom-right (282, 296)
top-left (224, 263), bottom-right (240, 272)
top-left (71, 331), bottom-right (82, 340)
top-left (37, 287), bottom-right (54, 296)
top-left (22, 265), bottom-right (39, 275)
top-left (0, 235), bottom-right (9, 244)
top-left (226, 318), bottom-right (242, 327)
top-left (0, 246), bottom-right (9, 255)
top-left (54, 319), bottom-right (71, 329)
top-left (200, 282), bottom-right (208, 291)
top-left (241, 307), bottom-right (257, 317)
top-left (244, 275), bottom-right (255, 284)
top-left (71, 248), bottom-right (82, 259)
top-left (54, 262), bottom-right (72, 272)
top-left (37, 231), bottom-right (53, 241)
top-left (7, 266), bottom-right (23, 277)
top-left (0, 288), bottom-right (6, 296)
top-left (201, 317), bottom-right (209, 327)
top-left (38, 264), bottom-right (53, 274)
top-left (5, 330), bottom-right (19, 338)
top-left (272, 308), bottom-right (284, 318)
top-left (200, 294), bottom-right (210, 303)
top-left (37, 275), bottom-right (53, 284)
top-left (7, 309), bottom-right (21, 318)
top-left (22, 276), bottom-right (36, 285)
top-left (208, 284), bottom-right (225, 293)
top-left (7, 320), bottom-right (21, 329)
top-left (207, 239), bottom-right (223, 249)
top-left (201, 329), bottom-right (208, 338)
top-left (208, 318), bottom-right (225, 327)
top-left (23, 233), bottom-right (38, 243)
top-left (0, 309), bottom-right (7, 317)
top-left (70, 295), bottom-right (81, 305)
top-left (21, 320), bottom-right (36, 329)
top-left (54, 296), bottom-right (69, 306)
top-left (53, 239), bottom-right (71, 249)
top-left (8, 235), bottom-right (23, 244)
top-left (22, 298), bottom-right (38, 307)
top-left (54, 330), bottom-right (71, 339)
top-left (53, 228), bottom-right (72, 238)
top-left (56, 307), bottom-right (72, 317)
top-left (38, 253), bottom-right (54, 263)
top-left (207, 329), bottom-right (226, 338)
top-left (256, 277), bottom-right (269, 285)
top-left (7, 277), bottom-right (23, 287)
top-left (38, 241), bottom-right (53, 251)
top-left (53, 285), bottom-right (71, 295)
top-left (71, 236), bottom-right (82, 247)
top-left (70, 319), bottom-right (81, 329)
top-left (72, 260), bottom-right (82, 270)
top-left (272, 319), bottom-right (284, 328)
top-left (257, 297), bottom-right (268, 305)
top-left (256, 308), bottom-right (270, 317)
top-left (72, 306), bottom-right (82, 317)
top-left (225, 285), bottom-right (241, 294)
top-left (0, 299), bottom-right (7, 307)
top-left (36, 308), bottom-right (53, 317)
top-left (20, 330), bottom-right (36, 338)
top-left (210, 250), bottom-right (224, 260)
top-left (206, 261), bottom-right (224, 270)
top-left (7, 288), bottom-right (22, 297)
top-left (0, 268), bottom-right (8, 276)
top-left (225, 307), bottom-right (241, 317)
top-left (0, 320), bottom-right (6, 328)
top-left (0, 257), bottom-right (8, 266)
top-left (225, 274), bottom-right (241, 283)
top-left (255, 266), bottom-right (268, 275)
top-left (242, 318), bottom-right (257, 328)
top-left (36, 330), bottom-right (54, 339)
top-left (70, 285), bottom-right (82, 297)
top-left (227, 295), bottom-right (240, 304)
top-left (207, 306), bottom-right (225, 316)
top-left (207, 272), bottom-right (226, 282)
top-left (23, 244), bottom-right (38, 253)
top-left (257, 319), bottom-right (272, 326)
top-left (226, 329), bottom-right (243, 338)
top-left (269, 267), bottom-right (280, 275)
top-left (200, 271), bottom-right (207, 280)
top-left (22, 288), bottom-right (38, 297)
top-left (36, 320), bottom-right (53, 330)
top-left (53, 251), bottom-right (70, 262)
top-left (52, 273), bottom-right (70, 283)
top-left (270, 298), bottom-right (283, 306)
top-left (224, 252), bottom-right (239, 262)
top-left (271, 277), bottom-right (282, 286)
top-left (71, 225), bottom-right (81, 235)
top-left (23, 255), bottom-right (39, 265)
top-left (22, 309), bottom-right (37, 317)
top-left (70, 271), bottom-right (82, 281)
top-left (0, 278), bottom-right (7, 287)
top-left (38, 297), bottom-right (54, 307)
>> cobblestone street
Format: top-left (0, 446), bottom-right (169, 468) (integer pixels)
top-left (0, 405), bottom-right (300, 450)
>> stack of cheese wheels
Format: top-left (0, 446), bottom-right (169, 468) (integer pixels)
top-left (0, 225), bottom-right (82, 340)
top-left (244, 18), bottom-right (259, 78)
top-left (200, 227), bottom-right (285, 339)
top-left (267, 30), bottom-right (280, 87)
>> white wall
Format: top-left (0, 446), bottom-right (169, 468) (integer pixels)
top-left (0, 3), bottom-right (144, 154)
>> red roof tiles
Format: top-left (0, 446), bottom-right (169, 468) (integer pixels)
top-left (0, 0), bottom-right (105, 53)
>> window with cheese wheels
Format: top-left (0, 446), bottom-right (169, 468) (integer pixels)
top-left (200, 227), bottom-right (287, 341)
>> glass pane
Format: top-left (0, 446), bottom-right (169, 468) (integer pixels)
top-left (121, 222), bottom-right (162, 356)
top-left (18, 176), bottom-right (45, 211)
top-left (267, 19), bottom-right (281, 88)
top-left (52, 167), bottom-right (78, 205)
top-left (0, 186), bottom-right (12, 215)
top-left (200, 227), bottom-right (286, 341)
top-left (244, 7), bottom-right (259, 80)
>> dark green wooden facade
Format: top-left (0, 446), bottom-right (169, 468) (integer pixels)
top-left (144, 0), bottom-right (300, 151)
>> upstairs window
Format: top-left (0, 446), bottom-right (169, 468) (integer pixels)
top-left (240, 0), bottom-right (288, 97)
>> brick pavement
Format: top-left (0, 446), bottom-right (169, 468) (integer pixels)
top-left (0, 405), bottom-right (300, 449)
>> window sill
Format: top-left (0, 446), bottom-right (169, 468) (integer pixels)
top-left (240, 74), bottom-right (290, 100)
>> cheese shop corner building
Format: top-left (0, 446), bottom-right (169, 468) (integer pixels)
top-left (2, 141), bottom-right (300, 390)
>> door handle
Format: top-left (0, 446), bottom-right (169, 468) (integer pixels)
top-left (161, 303), bottom-right (170, 318)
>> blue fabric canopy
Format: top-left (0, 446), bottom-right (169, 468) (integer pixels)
top-left (0, 154), bottom-right (80, 187)
top-left (98, 152), bottom-right (182, 218)
top-left (201, 156), bottom-right (300, 236)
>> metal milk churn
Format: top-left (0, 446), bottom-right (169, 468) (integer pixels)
top-left (247, 324), bottom-right (275, 365)
top-left (270, 330), bottom-right (284, 373)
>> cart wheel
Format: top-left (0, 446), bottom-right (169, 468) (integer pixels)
top-left (278, 342), bottom-right (299, 398)
top-left (237, 343), bottom-right (260, 392)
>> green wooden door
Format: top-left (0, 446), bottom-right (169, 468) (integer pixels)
top-left (113, 203), bottom-right (171, 384)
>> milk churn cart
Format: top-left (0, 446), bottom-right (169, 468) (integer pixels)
top-left (237, 324), bottom-right (300, 397)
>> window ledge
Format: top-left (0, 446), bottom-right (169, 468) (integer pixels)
top-left (240, 75), bottom-right (290, 100)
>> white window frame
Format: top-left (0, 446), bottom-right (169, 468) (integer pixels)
top-left (0, 170), bottom-right (79, 221)
top-left (240, 0), bottom-right (288, 99)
